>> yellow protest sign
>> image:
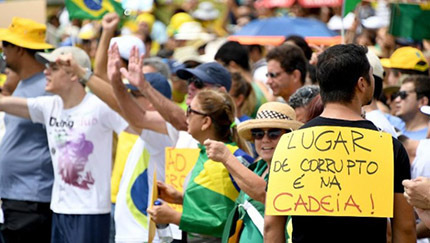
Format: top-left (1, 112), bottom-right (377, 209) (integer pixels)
top-left (165, 147), bottom-right (200, 212)
top-left (266, 126), bottom-right (394, 217)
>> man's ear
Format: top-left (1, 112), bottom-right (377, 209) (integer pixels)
top-left (292, 69), bottom-right (302, 84)
top-left (356, 76), bottom-right (367, 93)
top-left (69, 72), bottom-right (80, 83)
top-left (418, 96), bottom-right (429, 107)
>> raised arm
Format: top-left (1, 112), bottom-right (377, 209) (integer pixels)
top-left (0, 95), bottom-right (30, 119)
top-left (204, 139), bottom-right (267, 203)
top-left (56, 53), bottom-right (121, 114)
top-left (122, 47), bottom-right (188, 131)
top-left (110, 43), bottom-right (167, 134)
top-left (94, 13), bottom-right (119, 80)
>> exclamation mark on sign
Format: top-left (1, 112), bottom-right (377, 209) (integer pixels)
top-left (370, 193), bottom-right (374, 215)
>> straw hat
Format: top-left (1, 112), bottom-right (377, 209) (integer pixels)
top-left (0, 17), bottom-right (53, 50)
top-left (238, 102), bottom-right (303, 141)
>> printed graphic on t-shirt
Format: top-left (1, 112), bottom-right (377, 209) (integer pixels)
top-left (49, 115), bottom-right (95, 190)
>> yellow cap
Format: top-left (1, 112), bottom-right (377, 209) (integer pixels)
top-left (136, 13), bottom-right (155, 31)
top-left (166, 12), bottom-right (194, 37)
top-left (0, 17), bottom-right (53, 50)
top-left (382, 46), bottom-right (429, 72)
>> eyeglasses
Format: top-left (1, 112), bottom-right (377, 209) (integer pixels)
top-left (186, 105), bottom-right (208, 117)
top-left (391, 90), bottom-right (416, 100)
top-left (266, 71), bottom-right (284, 78)
top-left (188, 76), bottom-right (206, 89)
top-left (251, 128), bottom-right (290, 140)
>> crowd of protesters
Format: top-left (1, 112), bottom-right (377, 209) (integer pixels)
top-left (0, 1), bottom-right (430, 243)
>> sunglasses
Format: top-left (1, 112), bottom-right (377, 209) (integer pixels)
top-left (186, 105), bottom-right (208, 117)
top-left (265, 71), bottom-right (284, 78)
top-left (187, 76), bottom-right (206, 89)
top-left (251, 128), bottom-right (290, 140)
top-left (391, 90), bottom-right (415, 100)
top-left (45, 62), bottom-right (60, 71)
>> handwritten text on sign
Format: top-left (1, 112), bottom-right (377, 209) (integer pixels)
top-left (165, 148), bottom-right (199, 212)
top-left (266, 126), bottom-right (394, 217)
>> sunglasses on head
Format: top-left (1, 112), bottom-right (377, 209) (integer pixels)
top-left (187, 76), bottom-right (206, 89)
top-left (251, 128), bottom-right (291, 140)
top-left (265, 71), bottom-right (284, 79)
top-left (391, 90), bottom-right (415, 100)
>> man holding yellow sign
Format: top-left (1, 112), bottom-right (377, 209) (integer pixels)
top-left (265, 44), bottom-right (416, 243)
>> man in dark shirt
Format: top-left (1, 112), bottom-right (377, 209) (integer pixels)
top-left (264, 44), bottom-right (416, 243)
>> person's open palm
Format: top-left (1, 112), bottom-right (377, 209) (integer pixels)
top-left (120, 46), bottom-right (148, 90)
top-left (107, 43), bottom-right (122, 83)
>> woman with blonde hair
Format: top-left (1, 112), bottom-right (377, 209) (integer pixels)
top-left (148, 89), bottom-right (254, 242)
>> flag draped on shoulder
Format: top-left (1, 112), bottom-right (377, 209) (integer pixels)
top-left (180, 143), bottom-right (254, 237)
top-left (65, 0), bottom-right (124, 20)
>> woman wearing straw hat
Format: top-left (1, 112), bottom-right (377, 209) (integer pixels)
top-left (204, 102), bottom-right (302, 243)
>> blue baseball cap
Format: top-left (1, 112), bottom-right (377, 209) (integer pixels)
top-left (176, 62), bottom-right (231, 91)
top-left (126, 72), bottom-right (172, 99)
top-left (166, 59), bottom-right (185, 75)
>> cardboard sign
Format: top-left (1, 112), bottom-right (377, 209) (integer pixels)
top-left (148, 170), bottom-right (157, 243)
top-left (266, 126), bottom-right (394, 217)
top-left (0, 0), bottom-right (46, 28)
top-left (165, 147), bottom-right (199, 212)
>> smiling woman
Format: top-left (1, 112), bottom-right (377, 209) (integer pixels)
top-left (203, 102), bottom-right (302, 242)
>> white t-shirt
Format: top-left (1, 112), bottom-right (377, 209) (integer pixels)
top-left (411, 139), bottom-right (430, 179)
top-left (365, 109), bottom-right (397, 138)
top-left (115, 129), bottom-right (172, 242)
top-left (166, 122), bottom-right (198, 149)
top-left (28, 93), bottom-right (128, 214)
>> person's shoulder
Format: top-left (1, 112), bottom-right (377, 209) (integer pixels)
top-left (301, 116), bottom-right (378, 130)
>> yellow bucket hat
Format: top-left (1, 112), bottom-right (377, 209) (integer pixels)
top-left (0, 17), bottom-right (53, 50)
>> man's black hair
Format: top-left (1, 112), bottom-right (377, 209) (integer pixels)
top-left (317, 44), bottom-right (371, 104)
top-left (403, 75), bottom-right (430, 103)
top-left (214, 41), bottom-right (250, 71)
top-left (373, 75), bottom-right (383, 99)
top-left (285, 35), bottom-right (312, 60)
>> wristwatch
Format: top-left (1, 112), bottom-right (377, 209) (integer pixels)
top-left (80, 68), bottom-right (93, 85)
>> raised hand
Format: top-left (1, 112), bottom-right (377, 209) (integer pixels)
top-left (102, 12), bottom-right (120, 33)
top-left (56, 53), bottom-right (85, 78)
top-left (204, 139), bottom-right (232, 164)
top-left (119, 45), bottom-right (148, 90)
top-left (107, 42), bottom-right (122, 84)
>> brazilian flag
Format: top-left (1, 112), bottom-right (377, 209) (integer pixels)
top-left (65, 0), bottom-right (124, 20)
top-left (389, 3), bottom-right (430, 40)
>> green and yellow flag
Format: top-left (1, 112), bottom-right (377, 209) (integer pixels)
top-left (65, 0), bottom-right (124, 20)
top-left (389, 3), bottom-right (430, 40)
top-left (180, 143), bottom-right (254, 237)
